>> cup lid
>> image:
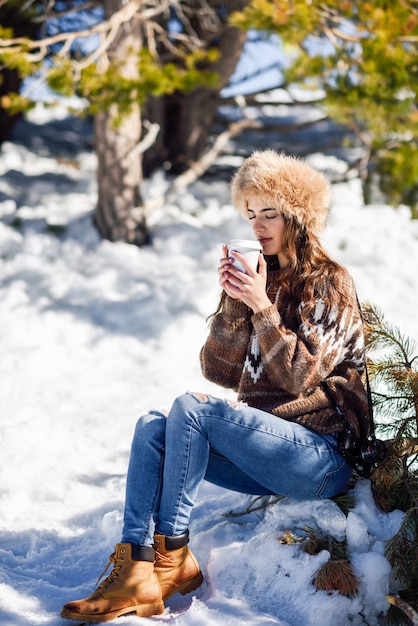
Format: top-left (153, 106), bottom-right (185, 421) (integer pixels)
top-left (228, 239), bottom-right (262, 249)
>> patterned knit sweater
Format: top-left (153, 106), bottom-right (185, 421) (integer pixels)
top-left (200, 266), bottom-right (370, 437)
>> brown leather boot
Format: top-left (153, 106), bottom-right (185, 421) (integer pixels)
top-left (60, 543), bottom-right (164, 622)
top-left (153, 531), bottom-right (204, 602)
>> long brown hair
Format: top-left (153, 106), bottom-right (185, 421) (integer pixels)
top-left (279, 215), bottom-right (350, 324)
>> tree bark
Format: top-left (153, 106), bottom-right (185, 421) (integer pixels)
top-left (93, 0), bottom-right (149, 246)
top-left (94, 0), bottom-right (249, 244)
top-left (142, 0), bottom-right (249, 175)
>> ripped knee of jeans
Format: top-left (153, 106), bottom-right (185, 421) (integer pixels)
top-left (187, 391), bottom-right (210, 403)
top-left (149, 409), bottom-right (169, 418)
top-left (185, 392), bottom-right (247, 409)
top-left (227, 399), bottom-right (248, 410)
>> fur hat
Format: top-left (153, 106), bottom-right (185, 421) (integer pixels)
top-left (231, 150), bottom-right (331, 234)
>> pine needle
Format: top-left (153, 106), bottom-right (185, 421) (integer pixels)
top-left (313, 559), bottom-right (359, 597)
top-left (385, 509), bottom-right (418, 589)
top-left (332, 492), bottom-right (356, 516)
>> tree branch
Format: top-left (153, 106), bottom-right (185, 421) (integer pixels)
top-left (144, 117), bottom-right (262, 214)
top-left (223, 495), bottom-right (283, 518)
top-left (31, 1), bottom-right (102, 23)
top-left (0, 0), bottom-right (169, 61)
top-left (127, 122), bottom-right (160, 160)
top-left (0, 0), bottom-right (205, 69)
top-left (386, 594), bottom-right (418, 623)
top-left (0, 1), bottom-right (138, 51)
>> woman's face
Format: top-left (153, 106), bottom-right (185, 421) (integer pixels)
top-left (247, 196), bottom-right (288, 263)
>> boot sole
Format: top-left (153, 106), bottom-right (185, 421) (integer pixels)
top-left (163, 571), bottom-right (204, 602)
top-left (60, 601), bottom-right (164, 622)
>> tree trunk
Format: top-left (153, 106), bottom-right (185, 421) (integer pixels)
top-left (94, 0), bottom-right (248, 244)
top-left (93, 0), bottom-right (150, 246)
top-left (142, 0), bottom-right (248, 175)
top-left (143, 82), bottom-right (239, 176)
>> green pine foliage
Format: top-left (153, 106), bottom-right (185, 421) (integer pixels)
top-left (331, 492), bottom-right (356, 516)
top-left (277, 524), bottom-right (360, 597)
top-left (47, 59), bottom-right (76, 96)
top-left (302, 526), bottom-right (350, 561)
top-left (386, 509), bottom-right (418, 589)
top-left (362, 304), bottom-right (418, 448)
top-left (0, 5), bottom-right (220, 120)
top-left (230, 0), bottom-right (315, 37)
top-left (72, 49), bottom-right (218, 123)
top-left (231, 0), bottom-right (418, 214)
top-left (0, 48), bottom-right (36, 77)
top-left (361, 303), bottom-right (418, 603)
top-left (276, 305), bottom-right (418, 614)
top-left (1, 45), bottom-right (219, 120)
top-left (378, 144), bottom-right (418, 218)
top-left (2, 1), bottom-right (416, 212)
top-left (0, 91), bottom-right (35, 115)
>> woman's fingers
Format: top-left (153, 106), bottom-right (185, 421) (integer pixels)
top-left (218, 246), bottom-right (267, 305)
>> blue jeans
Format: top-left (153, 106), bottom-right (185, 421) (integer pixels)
top-left (122, 392), bottom-right (352, 546)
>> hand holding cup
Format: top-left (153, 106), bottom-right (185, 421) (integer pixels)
top-left (227, 239), bottom-right (262, 273)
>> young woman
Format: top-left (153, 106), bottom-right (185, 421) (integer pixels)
top-left (61, 150), bottom-right (369, 622)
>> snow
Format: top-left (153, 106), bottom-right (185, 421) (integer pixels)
top-left (0, 102), bottom-right (417, 626)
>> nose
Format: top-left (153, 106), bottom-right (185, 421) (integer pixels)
top-left (252, 215), bottom-right (265, 233)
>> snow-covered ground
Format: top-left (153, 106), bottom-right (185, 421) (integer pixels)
top-left (0, 103), bottom-right (417, 626)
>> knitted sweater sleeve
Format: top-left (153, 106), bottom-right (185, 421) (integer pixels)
top-left (200, 295), bottom-right (252, 390)
top-left (252, 273), bottom-right (364, 396)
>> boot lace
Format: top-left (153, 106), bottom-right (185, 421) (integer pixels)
top-left (96, 551), bottom-right (125, 589)
top-left (154, 550), bottom-right (174, 566)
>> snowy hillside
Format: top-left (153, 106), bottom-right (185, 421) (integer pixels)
top-left (0, 103), bottom-right (417, 626)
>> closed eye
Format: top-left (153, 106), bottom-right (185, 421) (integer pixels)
top-left (248, 209), bottom-right (278, 220)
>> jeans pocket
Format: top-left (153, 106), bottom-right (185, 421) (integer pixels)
top-left (315, 457), bottom-right (352, 499)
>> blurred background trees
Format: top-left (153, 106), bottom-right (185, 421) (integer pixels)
top-left (0, 0), bottom-right (417, 245)
top-left (0, 0), bottom-right (249, 244)
top-left (233, 0), bottom-right (418, 214)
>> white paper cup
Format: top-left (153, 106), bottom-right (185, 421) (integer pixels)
top-left (227, 239), bottom-right (262, 273)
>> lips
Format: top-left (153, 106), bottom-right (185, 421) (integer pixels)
top-left (258, 238), bottom-right (272, 247)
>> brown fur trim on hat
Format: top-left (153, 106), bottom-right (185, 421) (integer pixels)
top-left (231, 150), bottom-right (331, 234)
